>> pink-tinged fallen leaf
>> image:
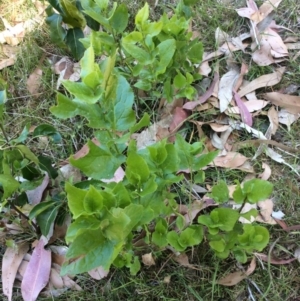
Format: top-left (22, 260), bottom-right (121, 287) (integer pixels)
top-left (238, 67), bottom-right (285, 97)
top-left (256, 199), bottom-right (276, 224)
top-left (259, 0), bottom-right (283, 16)
top-left (229, 99), bottom-right (269, 114)
top-left (62, 276), bottom-right (82, 291)
top-left (88, 266), bottom-right (109, 280)
top-left (49, 268), bottom-right (64, 289)
top-left (183, 73), bottom-right (219, 110)
top-left (26, 68), bottom-right (43, 96)
top-left (2, 242), bottom-right (29, 301)
top-left (267, 105), bottom-right (279, 135)
top-left (217, 257), bottom-right (256, 286)
top-left (259, 163), bottom-right (271, 180)
top-left (264, 92), bottom-right (300, 114)
top-left (278, 109), bottom-right (300, 131)
top-left (210, 152), bottom-right (248, 169)
top-left (233, 91), bottom-right (253, 126)
top-left (21, 236), bottom-right (51, 301)
top-left (199, 60), bottom-right (211, 76)
top-left (169, 107), bottom-right (189, 134)
top-left (209, 123), bottom-right (230, 132)
top-left (254, 253), bottom-right (297, 265)
top-left (101, 166), bottom-right (125, 183)
top-left (26, 174), bottom-right (49, 205)
top-left (142, 253), bottom-right (156, 267)
top-left (218, 69), bottom-right (240, 112)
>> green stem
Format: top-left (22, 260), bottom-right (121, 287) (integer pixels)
top-left (0, 123), bottom-right (10, 145)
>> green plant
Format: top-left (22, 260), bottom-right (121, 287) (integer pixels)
top-left (46, 1), bottom-right (203, 100)
top-left (48, 37), bottom-right (273, 275)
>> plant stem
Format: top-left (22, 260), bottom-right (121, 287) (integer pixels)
top-left (0, 123), bottom-right (10, 144)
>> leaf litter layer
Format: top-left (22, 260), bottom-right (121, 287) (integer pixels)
top-left (1, 0), bottom-right (300, 300)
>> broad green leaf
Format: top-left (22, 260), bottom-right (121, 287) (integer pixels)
top-left (45, 14), bottom-right (66, 48)
top-left (143, 21), bottom-right (163, 37)
top-left (211, 208), bottom-right (239, 232)
top-left (81, 0), bottom-right (109, 28)
top-left (210, 180), bottom-right (229, 203)
top-left (156, 39), bottom-right (176, 75)
top-left (161, 144), bottom-right (179, 174)
top-left (50, 93), bottom-right (107, 128)
top-left (122, 31), bottom-right (143, 43)
top-left (66, 215), bottom-right (101, 243)
top-left (187, 41), bottom-right (203, 63)
top-left (104, 208), bottom-right (131, 241)
top-left (134, 80), bottom-right (152, 91)
top-left (130, 113), bottom-right (150, 134)
top-left (16, 145), bottom-right (39, 165)
top-left (174, 72), bottom-right (186, 89)
top-left (70, 140), bottom-right (125, 180)
top-left (233, 182), bottom-right (245, 204)
top-left (11, 124), bottom-right (30, 144)
top-left (32, 124), bottom-right (62, 143)
top-left (233, 249), bottom-right (247, 263)
top-left (109, 3), bottom-right (128, 33)
top-left (36, 204), bottom-right (60, 236)
top-left (152, 219), bottom-right (168, 248)
top-left (83, 185), bottom-right (103, 214)
top-left (65, 28), bottom-right (85, 60)
top-left (129, 256), bottom-right (141, 275)
top-left (65, 182), bottom-right (87, 218)
top-left (38, 155), bottom-right (58, 179)
top-left (176, 215), bottom-right (185, 231)
top-left (178, 225), bottom-right (203, 247)
top-left (135, 3), bottom-right (149, 27)
top-left (167, 231), bottom-right (185, 251)
top-left (62, 230), bottom-right (119, 275)
top-left (59, 0), bottom-right (86, 28)
top-left (183, 0), bottom-right (199, 4)
top-left (126, 153), bottom-right (149, 185)
top-left (122, 43), bottom-right (151, 64)
top-left (29, 200), bottom-right (57, 219)
top-left (194, 151), bottom-right (218, 169)
top-left (240, 208), bottom-right (258, 222)
top-left (62, 81), bottom-right (102, 104)
top-left (243, 179), bottom-right (273, 204)
top-left (0, 175), bottom-right (19, 199)
top-left (209, 239), bottom-right (226, 252)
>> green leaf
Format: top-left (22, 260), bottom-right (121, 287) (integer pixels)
top-left (83, 185), bottom-right (103, 214)
top-left (210, 180), bottom-right (229, 203)
top-left (59, 0), bottom-right (86, 28)
top-left (33, 124), bottom-right (62, 143)
top-left (45, 14), bottom-right (66, 48)
top-left (210, 208), bottom-right (239, 232)
top-left (11, 124), bottom-right (30, 144)
top-left (243, 179), bottom-right (273, 204)
top-left (38, 155), bottom-right (58, 179)
top-left (194, 151), bottom-right (218, 169)
top-left (129, 256), bottom-right (141, 275)
top-left (187, 41), bottom-right (203, 63)
top-left (176, 215), bottom-right (185, 230)
top-left (122, 42), bottom-right (151, 64)
top-left (36, 204), bottom-right (60, 236)
top-left (209, 239), bottom-right (226, 252)
top-left (70, 140), bottom-right (125, 180)
top-left (50, 93), bottom-right (107, 128)
top-left (16, 145), bottom-right (39, 165)
top-left (167, 231), bottom-right (185, 252)
top-left (233, 182), bottom-right (245, 204)
top-left (65, 28), bottom-right (85, 60)
top-left (62, 230), bottom-right (119, 275)
top-left (0, 175), bottom-right (19, 199)
top-left (65, 182), bottom-right (87, 218)
top-left (233, 249), bottom-right (247, 263)
top-left (130, 113), bottom-right (150, 134)
top-left (156, 39), bottom-right (176, 75)
top-left (81, 0), bottom-right (109, 28)
top-left (135, 3), bottom-right (149, 27)
top-left (126, 153), bottom-right (149, 185)
top-left (183, 0), bottom-right (199, 4)
top-left (109, 3), bottom-right (128, 33)
top-left (29, 200), bottom-right (56, 219)
top-left (174, 72), bottom-right (186, 89)
top-left (240, 209), bottom-right (258, 222)
top-left (152, 219), bottom-right (168, 248)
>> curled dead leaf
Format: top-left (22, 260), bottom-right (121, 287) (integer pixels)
top-left (142, 253), bottom-right (156, 267)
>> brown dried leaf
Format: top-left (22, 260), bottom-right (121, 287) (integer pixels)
top-left (2, 242), bottom-right (29, 301)
top-left (264, 92), bottom-right (300, 114)
top-left (259, 163), bottom-right (272, 180)
top-left (49, 268), bottom-right (64, 289)
top-left (267, 105), bottom-right (279, 135)
top-left (88, 266), bottom-right (109, 280)
top-left (62, 276), bottom-right (82, 291)
top-left (26, 68), bottom-right (43, 96)
top-left (172, 253), bottom-right (197, 269)
top-left (256, 199), bottom-right (276, 224)
top-left (238, 67), bottom-right (285, 97)
top-left (26, 173), bottom-right (49, 205)
top-left (142, 253), bottom-right (156, 267)
top-left (278, 109), bottom-right (300, 131)
top-left (211, 152), bottom-right (248, 168)
top-left (217, 257), bottom-right (256, 286)
top-left (254, 253), bottom-right (297, 265)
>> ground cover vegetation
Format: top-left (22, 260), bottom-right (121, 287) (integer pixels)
top-left (0, 0), bottom-right (300, 300)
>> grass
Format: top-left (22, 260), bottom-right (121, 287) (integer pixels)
top-left (1, 0), bottom-right (300, 300)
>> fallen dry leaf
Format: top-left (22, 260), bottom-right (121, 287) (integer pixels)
top-left (26, 173), bottom-right (49, 205)
top-left (278, 109), bottom-right (300, 131)
top-left (211, 152), bottom-right (248, 169)
top-left (26, 68), bottom-right (43, 96)
top-left (218, 69), bottom-right (239, 112)
top-left (228, 99), bottom-right (269, 114)
top-left (142, 253), bottom-right (156, 267)
top-left (21, 236), bottom-right (51, 301)
top-left (88, 266), bottom-right (109, 280)
top-left (259, 162), bottom-right (272, 180)
top-left (264, 92), bottom-right (300, 114)
top-left (267, 105), bottom-right (279, 135)
top-left (49, 268), bottom-right (64, 289)
top-left (217, 257), bottom-right (256, 286)
top-left (256, 199), bottom-right (276, 224)
top-left (233, 91), bottom-right (253, 126)
top-left (172, 253), bottom-right (198, 269)
top-left (2, 242), bottom-right (29, 301)
top-left (238, 67), bottom-right (285, 97)
top-left (255, 253), bottom-right (297, 265)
